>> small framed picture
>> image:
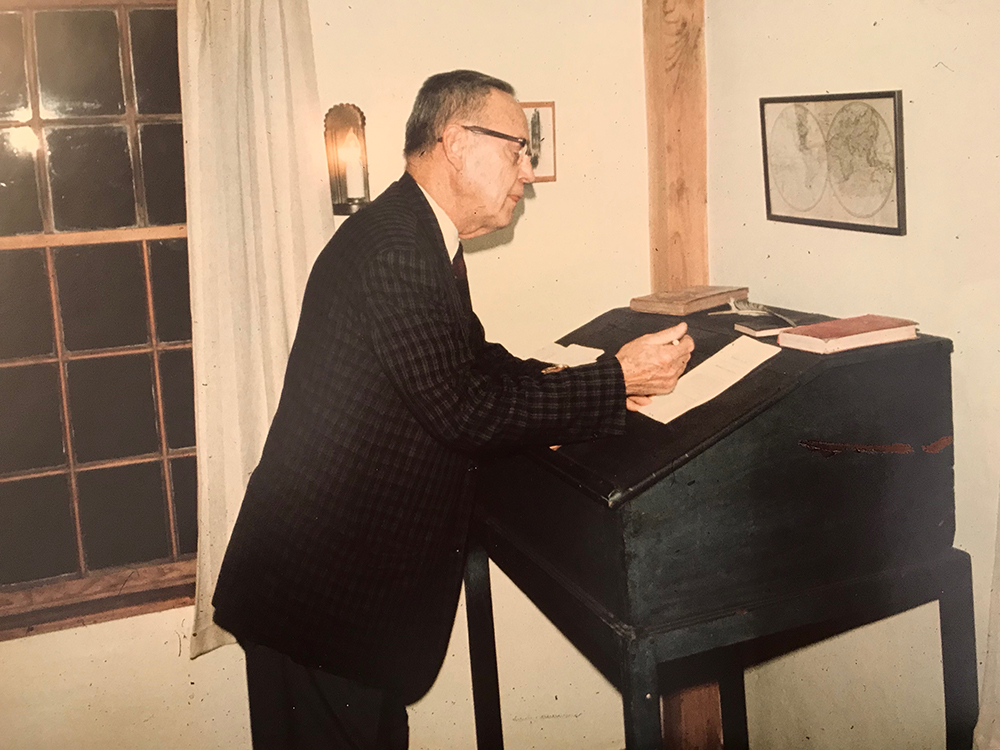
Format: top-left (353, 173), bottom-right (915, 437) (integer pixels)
top-left (760, 90), bottom-right (905, 235)
top-left (521, 101), bottom-right (556, 182)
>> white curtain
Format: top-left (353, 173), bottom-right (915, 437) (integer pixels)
top-left (177, 0), bottom-right (335, 658)
top-left (975, 494), bottom-right (1000, 747)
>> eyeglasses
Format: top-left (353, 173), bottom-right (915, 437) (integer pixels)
top-left (460, 125), bottom-right (532, 162)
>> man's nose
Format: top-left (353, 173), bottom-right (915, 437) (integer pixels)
top-left (520, 155), bottom-right (536, 183)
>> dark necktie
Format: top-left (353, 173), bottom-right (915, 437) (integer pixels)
top-left (451, 244), bottom-right (467, 281)
top-left (451, 244), bottom-right (472, 309)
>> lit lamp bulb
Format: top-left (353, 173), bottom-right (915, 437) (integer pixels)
top-left (341, 131), bottom-right (365, 199)
top-left (324, 103), bottom-right (369, 214)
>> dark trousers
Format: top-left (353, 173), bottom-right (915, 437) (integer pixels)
top-left (242, 642), bottom-right (409, 750)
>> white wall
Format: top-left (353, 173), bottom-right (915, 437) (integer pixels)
top-left (1, 3), bottom-right (650, 750)
top-left (311, 0), bottom-right (651, 354)
top-left (707, 1), bottom-right (1000, 748)
top-left (0, 606), bottom-right (250, 750)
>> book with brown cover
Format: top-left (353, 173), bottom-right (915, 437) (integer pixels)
top-left (630, 286), bottom-right (749, 315)
top-left (776, 314), bottom-right (918, 354)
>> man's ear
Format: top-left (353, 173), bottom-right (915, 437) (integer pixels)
top-left (439, 122), bottom-right (468, 171)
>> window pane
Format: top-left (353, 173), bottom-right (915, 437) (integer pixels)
top-left (67, 354), bottom-right (159, 463)
top-left (0, 474), bottom-right (77, 585)
top-left (55, 242), bottom-right (148, 351)
top-left (0, 13), bottom-right (29, 121)
top-left (159, 348), bottom-right (195, 449)
top-left (0, 364), bottom-right (65, 475)
top-left (35, 10), bottom-right (124, 119)
top-left (0, 249), bottom-right (54, 360)
top-left (47, 126), bottom-right (136, 231)
top-left (129, 9), bottom-right (180, 115)
top-left (171, 456), bottom-right (196, 555)
top-left (140, 123), bottom-right (185, 225)
top-left (77, 461), bottom-right (170, 569)
top-left (149, 238), bottom-right (191, 342)
top-left (0, 127), bottom-right (43, 236)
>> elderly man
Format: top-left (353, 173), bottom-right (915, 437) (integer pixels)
top-left (212, 70), bottom-right (693, 749)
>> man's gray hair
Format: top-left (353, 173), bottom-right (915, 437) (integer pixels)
top-left (404, 70), bottom-right (515, 158)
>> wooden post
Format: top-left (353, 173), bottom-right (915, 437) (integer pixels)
top-left (661, 682), bottom-right (723, 750)
top-left (642, 0), bottom-right (708, 292)
top-left (643, 3), bottom-right (717, 744)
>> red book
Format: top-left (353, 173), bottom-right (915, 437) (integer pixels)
top-left (776, 314), bottom-right (918, 354)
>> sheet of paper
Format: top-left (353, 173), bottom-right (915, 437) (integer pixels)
top-left (638, 336), bottom-right (780, 425)
top-left (531, 341), bottom-right (602, 367)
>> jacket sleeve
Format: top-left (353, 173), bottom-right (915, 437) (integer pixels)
top-left (361, 244), bottom-right (626, 453)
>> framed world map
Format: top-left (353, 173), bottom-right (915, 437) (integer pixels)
top-left (760, 90), bottom-right (906, 235)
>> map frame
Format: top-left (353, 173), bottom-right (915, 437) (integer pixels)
top-left (520, 101), bottom-right (556, 183)
top-left (760, 90), bottom-right (906, 235)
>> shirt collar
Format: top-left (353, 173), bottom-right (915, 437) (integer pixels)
top-left (416, 182), bottom-right (461, 261)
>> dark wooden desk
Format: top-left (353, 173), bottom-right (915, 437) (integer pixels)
top-left (464, 307), bottom-right (977, 750)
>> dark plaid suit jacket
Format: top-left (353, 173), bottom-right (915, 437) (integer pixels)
top-left (212, 172), bottom-right (627, 702)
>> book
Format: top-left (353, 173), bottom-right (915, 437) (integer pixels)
top-left (630, 286), bottom-right (749, 316)
top-left (776, 314), bottom-right (918, 354)
top-left (733, 310), bottom-right (832, 338)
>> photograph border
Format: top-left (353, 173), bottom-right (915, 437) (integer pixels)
top-left (521, 101), bottom-right (556, 183)
top-left (760, 90), bottom-right (906, 235)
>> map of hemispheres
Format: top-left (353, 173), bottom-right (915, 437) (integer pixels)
top-left (768, 104), bottom-right (827, 212)
top-left (768, 101), bottom-right (896, 218)
top-left (826, 101), bottom-right (896, 217)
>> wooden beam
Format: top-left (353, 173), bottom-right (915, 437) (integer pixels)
top-left (642, 0), bottom-right (708, 291)
top-left (644, 7), bottom-right (717, 743)
top-left (661, 682), bottom-right (723, 750)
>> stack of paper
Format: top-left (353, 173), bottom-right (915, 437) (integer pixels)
top-left (638, 337), bottom-right (780, 425)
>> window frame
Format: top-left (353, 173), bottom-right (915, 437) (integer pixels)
top-left (0, 0), bottom-right (194, 641)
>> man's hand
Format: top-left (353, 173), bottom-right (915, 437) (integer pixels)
top-left (615, 322), bottom-right (694, 398)
top-left (625, 395), bottom-right (653, 412)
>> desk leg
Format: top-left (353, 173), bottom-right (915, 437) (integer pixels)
top-left (465, 543), bottom-right (504, 750)
top-left (623, 642), bottom-right (662, 750)
top-left (939, 553), bottom-right (978, 750)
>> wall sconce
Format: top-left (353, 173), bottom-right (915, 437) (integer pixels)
top-left (324, 103), bottom-right (370, 215)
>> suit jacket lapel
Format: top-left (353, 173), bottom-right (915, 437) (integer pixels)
top-left (400, 173), bottom-right (473, 318)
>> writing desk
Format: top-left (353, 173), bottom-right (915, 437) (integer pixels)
top-left (464, 307), bottom-right (977, 749)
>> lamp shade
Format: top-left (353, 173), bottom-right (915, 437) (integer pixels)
top-left (324, 104), bottom-right (370, 214)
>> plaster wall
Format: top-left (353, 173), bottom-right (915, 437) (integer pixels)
top-left (707, 1), bottom-right (1000, 747)
top-left (0, 607), bottom-right (251, 749)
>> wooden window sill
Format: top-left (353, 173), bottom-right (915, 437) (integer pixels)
top-left (0, 557), bottom-right (195, 641)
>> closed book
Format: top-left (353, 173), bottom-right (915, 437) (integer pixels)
top-left (734, 310), bottom-right (832, 338)
top-left (777, 314), bottom-right (918, 354)
top-left (630, 286), bottom-right (749, 316)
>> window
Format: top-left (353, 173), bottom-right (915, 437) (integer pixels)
top-left (0, 0), bottom-right (195, 639)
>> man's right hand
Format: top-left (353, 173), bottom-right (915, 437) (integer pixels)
top-left (615, 322), bottom-right (694, 397)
